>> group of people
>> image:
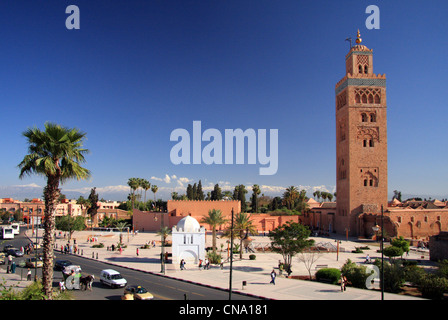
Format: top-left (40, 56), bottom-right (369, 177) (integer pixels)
top-left (198, 258), bottom-right (210, 270)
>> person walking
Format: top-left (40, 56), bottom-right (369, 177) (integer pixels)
top-left (27, 268), bottom-right (32, 281)
top-left (180, 259), bottom-right (186, 270)
top-left (340, 274), bottom-right (347, 292)
top-left (270, 269), bottom-right (277, 285)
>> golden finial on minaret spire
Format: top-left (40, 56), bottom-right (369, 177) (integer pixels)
top-left (355, 29), bottom-right (362, 44)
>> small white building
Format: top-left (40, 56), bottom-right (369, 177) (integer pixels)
top-left (171, 215), bottom-right (205, 266)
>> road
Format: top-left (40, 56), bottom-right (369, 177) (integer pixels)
top-left (3, 228), bottom-right (258, 300)
top-left (59, 253), bottom-right (257, 300)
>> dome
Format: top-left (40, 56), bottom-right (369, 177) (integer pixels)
top-left (176, 215), bottom-right (201, 232)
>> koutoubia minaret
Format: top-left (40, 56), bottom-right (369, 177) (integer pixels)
top-left (335, 30), bottom-right (388, 236)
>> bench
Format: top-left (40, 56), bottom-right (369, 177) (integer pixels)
top-left (315, 264), bottom-right (328, 270)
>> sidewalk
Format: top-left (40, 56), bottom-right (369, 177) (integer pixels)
top-left (15, 229), bottom-right (426, 300)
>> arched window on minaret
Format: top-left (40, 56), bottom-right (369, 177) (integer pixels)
top-left (358, 65), bottom-right (363, 74)
top-left (361, 113), bottom-right (368, 122)
top-left (364, 65), bottom-right (368, 74)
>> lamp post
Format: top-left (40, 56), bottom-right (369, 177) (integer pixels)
top-left (229, 208), bottom-right (234, 300)
top-left (154, 212), bottom-right (166, 275)
top-left (380, 205), bottom-right (384, 300)
top-left (335, 240), bottom-right (341, 261)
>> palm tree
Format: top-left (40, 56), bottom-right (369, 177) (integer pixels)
top-left (231, 212), bottom-right (257, 259)
top-left (127, 178), bottom-right (139, 209)
top-left (140, 179), bottom-right (151, 203)
top-left (151, 185), bottom-right (159, 202)
top-left (200, 209), bottom-right (228, 251)
top-left (18, 122), bottom-right (90, 299)
top-left (283, 186), bottom-right (299, 210)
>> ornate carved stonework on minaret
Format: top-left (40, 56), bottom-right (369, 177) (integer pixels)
top-left (335, 30), bottom-right (388, 236)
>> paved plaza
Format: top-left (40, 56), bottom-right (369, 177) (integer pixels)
top-left (1, 228), bottom-right (429, 300)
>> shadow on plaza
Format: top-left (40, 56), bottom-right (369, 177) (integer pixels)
top-left (105, 256), bottom-right (163, 264)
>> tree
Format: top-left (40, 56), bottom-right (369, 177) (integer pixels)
top-left (211, 184), bottom-right (222, 200)
top-left (151, 185), bottom-right (159, 202)
top-left (186, 184), bottom-right (193, 200)
top-left (200, 209), bottom-right (228, 251)
top-left (298, 249), bottom-right (322, 280)
top-left (141, 179), bottom-right (151, 203)
top-left (251, 184), bottom-right (261, 213)
top-left (196, 180), bottom-right (204, 200)
top-left (269, 221), bottom-right (314, 274)
top-left (87, 187), bottom-right (100, 228)
top-left (55, 215), bottom-right (86, 241)
top-left (127, 178), bottom-right (140, 209)
top-left (233, 185), bottom-right (248, 212)
top-left (383, 245), bottom-right (404, 261)
top-left (18, 122), bottom-right (90, 299)
top-left (226, 212), bottom-right (256, 259)
top-left (390, 236), bottom-right (410, 258)
top-left (283, 186), bottom-right (299, 210)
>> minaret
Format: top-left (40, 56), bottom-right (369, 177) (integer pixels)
top-left (335, 30), bottom-right (388, 236)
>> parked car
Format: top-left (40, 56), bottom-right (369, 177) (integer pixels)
top-left (123, 285), bottom-right (154, 300)
top-left (6, 248), bottom-right (23, 257)
top-left (100, 269), bottom-right (127, 288)
top-left (54, 260), bottom-right (72, 271)
top-left (25, 257), bottom-right (43, 268)
top-left (2, 245), bottom-right (13, 253)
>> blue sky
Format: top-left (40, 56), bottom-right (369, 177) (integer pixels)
top-left (0, 0), bottom-right (447, 201)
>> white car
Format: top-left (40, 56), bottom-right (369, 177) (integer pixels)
top-left (100, 269), bottom-right (127, 288)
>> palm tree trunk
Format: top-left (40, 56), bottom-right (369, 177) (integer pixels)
top-left (42, 175), bottom-right (60, 299)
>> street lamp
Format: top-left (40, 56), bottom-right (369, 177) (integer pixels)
top-left (154, 212), bottom-right (166, 274)
top-left (229, 208), bottom-right (234, 300)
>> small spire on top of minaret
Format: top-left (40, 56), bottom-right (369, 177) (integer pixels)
top-left (355, 29), bottom-right (362, 44)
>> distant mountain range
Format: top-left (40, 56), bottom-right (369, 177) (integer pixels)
top-left (0, 184), bottom-right (445, 203)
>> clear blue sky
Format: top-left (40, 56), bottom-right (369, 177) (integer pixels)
top-left (0, 0), bottom-right (447, 201)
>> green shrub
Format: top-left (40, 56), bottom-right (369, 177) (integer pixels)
top-left (341, 259), bottom-right (373, 289)
top-left (249, 254), bottom-right (256, 260)
top-left (92, 243), bottom-right (104, 248)
top-left (206, 250), bottom-right (222, 264)
top-left (352, 247), bottom-right (364, 254)
top-left (418, 274), bottom-right (448, 300)
top-left (315, 268), bottom-right (341, 285)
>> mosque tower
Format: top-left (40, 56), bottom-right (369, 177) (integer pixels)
top-left (335, 30), bottom-right (388, 236)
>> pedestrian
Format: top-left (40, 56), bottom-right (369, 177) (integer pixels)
top-left (270, 269), bottom-right (277, 285)
top-left (198, 259), bottom-right (203, 270)
top-left (278, 260), bottom-right (283, 275)
top-left (27, 268), bottom-right (32, 281)
top-left (136, 248), bottom-right (139, 256)
top-left (204, 258), bottom-right (209, 270)
top-left (340, 274), bottom-right (347, 292)
top-left (180, 259), bottom-right (186, 270)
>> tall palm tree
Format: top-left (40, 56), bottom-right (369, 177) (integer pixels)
top-left (127, 178), bottom-right (139, 209)
top-left (18, 122), bottom-right (90, 299)
top-left (231, 212), bottom-right (257, 259)
top-left (283, 186), bottom-right (299, 210)
top-left (140, 179), bottom-right (151, 203)
top-left (200, 209), bottom-right (228, 251)
top-left (151, 185), bottom-right (159, 202)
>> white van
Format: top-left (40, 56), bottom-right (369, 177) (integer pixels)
top-left (100, 269), bottom-right (127, 288)
top-left (10, 223), bottom-right (20, 235)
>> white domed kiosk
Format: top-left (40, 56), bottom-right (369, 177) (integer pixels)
top-left (171, 215), bottom-right (205, 266)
